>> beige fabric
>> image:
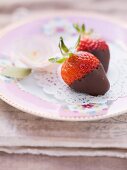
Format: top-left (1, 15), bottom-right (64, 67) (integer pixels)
top-left (0, 153), bottom-right (127, 170)
top-left (0, 100), bottom-right (127, 157)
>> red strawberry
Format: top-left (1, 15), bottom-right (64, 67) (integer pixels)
top-left (74, 24), bottom-right (110, 73)
top-left (61, 51), bottom-right (100, 85)
top-left (49, 37), bottom-right (110, 96)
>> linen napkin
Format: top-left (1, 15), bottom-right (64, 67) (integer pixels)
top-left (0, 100), bottom-right (127, 158)
top-left (0, 153), bottom-right (127, 170)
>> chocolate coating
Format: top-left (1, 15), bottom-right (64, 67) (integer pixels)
top-left (89, 49), bottom-right (110, 73)
top-left (70, 64), bottom-right (110, 96)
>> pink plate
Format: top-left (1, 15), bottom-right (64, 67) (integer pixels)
top-left (0, 11), bottom-right (127, 121)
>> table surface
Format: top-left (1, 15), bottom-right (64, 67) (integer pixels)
top-left (0, 0), bottom-right (127, 169)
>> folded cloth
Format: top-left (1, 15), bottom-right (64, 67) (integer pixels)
top-left (1, 147), bottom-right (127, 158)
top-left (0, 100), bottom-right (127, 158)
top-left (0, 153), bottom-right (127, 170)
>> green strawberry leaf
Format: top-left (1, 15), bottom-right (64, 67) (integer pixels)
top-left (56, 57), bottom-right (67, 63)
top-left (75, 35), bottom-right (81, 48)
top-left (49, 57), bottom-right (66, 64)
top-left (73, 24), bottom-right (81, 32)
top-left (59, 37), bottom-right (69, 54)
top-left (82, 24), bottom-right (85, 33)
top-left (49, 37), bottom-right (74, 64)
top-left (48, 57), bottom-right (57, 63)
top-left (73, 23), bottom-right (94, 36)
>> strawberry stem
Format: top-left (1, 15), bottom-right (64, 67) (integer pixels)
top-left (73, 24), bottom-right (81, 32)
top-left (75, 35), bottom-right (81, 49)
top-left (49, 57), bottom-right (67, 64)
top-left (82, 24), bottom-right (85, 32)
top-left (49, 36), bottom-right (81, 64)
top-left (59, 37), bottom-right (69, 55)
top-left (73, 23), bottom-right (93, 37)
top-left (49, 37), bottom-right (72, 64)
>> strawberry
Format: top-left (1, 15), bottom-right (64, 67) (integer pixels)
top-left (73, 24), bottom-right (110, 72)
top-left (61, 51), bottom-right (100, 86)
top-left (49, 37), bottom-right (110, 96)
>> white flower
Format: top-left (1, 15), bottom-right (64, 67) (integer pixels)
top-left (10, 35), bottom-right (57, 69)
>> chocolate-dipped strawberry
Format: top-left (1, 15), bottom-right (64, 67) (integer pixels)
top-left (49, 37), bottom-right (110, 96)
top-left (73, 24), bottom-right (110, 72)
